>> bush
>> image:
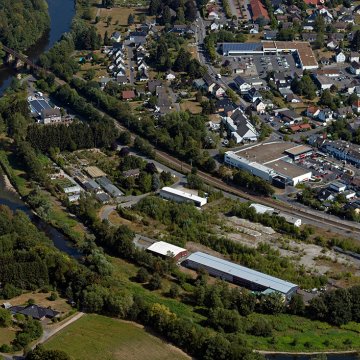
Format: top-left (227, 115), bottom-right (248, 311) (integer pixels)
top-left (249, 318), bottom-right (272, 337)
top-left (136, 268), bottom-right (150, 283)
top-left (148, 273), bottom-right (162, 290)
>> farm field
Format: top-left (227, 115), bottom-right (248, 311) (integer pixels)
top-left (44, 314), bottom-right (191, 360)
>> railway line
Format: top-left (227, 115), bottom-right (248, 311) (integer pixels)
top-left (154, 149), bottom-right (360, 237)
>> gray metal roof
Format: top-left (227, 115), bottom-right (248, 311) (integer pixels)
top-left (185, 252), bottom-right (298, 295)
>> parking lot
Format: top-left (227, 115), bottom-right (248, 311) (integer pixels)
top-left (295, 153), bottom-right (355, 185)
top-left (253, 54), bottom-right (301, 78)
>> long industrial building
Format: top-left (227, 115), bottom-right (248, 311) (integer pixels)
top-left (221, 41), bottom-right (318, 70)
top-left (183, 252), bottom-right (298, 298)
top-left (159, 187), bottom-right (207, 207)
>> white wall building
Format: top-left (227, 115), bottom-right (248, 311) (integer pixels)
top-left (159, 187), bottom-right (207, 207)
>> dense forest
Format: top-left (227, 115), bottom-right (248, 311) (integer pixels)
top-left (0, 0), bottom-right (50, 50)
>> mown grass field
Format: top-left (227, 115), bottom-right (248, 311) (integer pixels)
top-left (44, 314), bottom-right (190, 360)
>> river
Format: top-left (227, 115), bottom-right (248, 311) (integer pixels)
top-left (0, 169), bottom-right (81, 257)
top-left (0, 0), bottom-right (80, 257)
top-left (0, 0), bottom-right (75, 95)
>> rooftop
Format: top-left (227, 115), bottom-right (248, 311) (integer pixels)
top-left (85, 166), bottom-right (106, 178)
top-left (236, 142), bottom-right (295, 164)
top-left (147, 241), bottom-right (187, 257)
top-left (285, 145), bottom-right (313, 156)
top-left (160, 186), bottom-right (207, 204)
top-left (267, 159), bottom-right (311, 179)
top-left (184, 252), bottom-right (298, 295)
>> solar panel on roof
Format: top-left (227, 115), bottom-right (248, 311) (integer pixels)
top-left (222, 42), bottom-right (263, 52)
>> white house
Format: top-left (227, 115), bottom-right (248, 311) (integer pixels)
top-left (234, 76), bottom-right (251, 93)
top-left (335, 51), bottom-right (346, 63)
top-left (350, 52), bottom-right (360, 62)
top-left (213, 84), bottom-right (226, 98)
top-left (208, 11), bottom-right (220, 20)
top-left (350, 61), bottom-right (360, 75)
top-left (166, 72), bottom-right (176, 81)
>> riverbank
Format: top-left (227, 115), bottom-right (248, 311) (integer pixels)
top-left (0, 0), bottom-right (75, 94)
top-left (2, 173), bottom-right (16, 193)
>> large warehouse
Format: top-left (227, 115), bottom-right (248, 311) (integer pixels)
top-left (183, 252), bottom-right (298, 298)
top-left (221, 41), bottom-right (318, 70)
top-left (147, 241), bottom-right (188, 261)
top-left (224, 142), bottom-right (312, 186)
top-left (159, 187), bottom-right (207, 207)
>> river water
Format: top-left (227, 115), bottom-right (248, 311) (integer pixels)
top-left (0, 0), bottom-right (75, 94)
top-left (0, 0), bottom-right (80, 257)
top-left (0, 170), bottom-right (81, 257)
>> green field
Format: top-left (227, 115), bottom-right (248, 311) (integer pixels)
top-left (44, 314), bottom-right (190, 360)
top-left (246, 313), bottom-right (360, 352)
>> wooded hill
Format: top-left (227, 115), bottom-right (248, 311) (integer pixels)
top-left (0, 0), bottom-right (49, 50)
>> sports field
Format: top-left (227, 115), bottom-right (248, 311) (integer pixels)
top-left (44, 314), bottom-right (190, 360)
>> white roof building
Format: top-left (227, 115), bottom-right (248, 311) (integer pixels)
top-left (160, 187), bottom-right (207, 207)
top-left (147, 241), bottom-right (188, 260)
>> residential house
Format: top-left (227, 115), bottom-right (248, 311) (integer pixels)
top-left (116, 75), bottom-right (128, 85)
top-left (353, 99), bottom-right (360, 113)
top-left (246, 88), bottom-right (262, 103)
top-left (128, 31), bottom-right (147, 45)
top-left (335, 51), bottom-right (346, 63)
top-left (350, 61), bottom-right (360, 75)
top-left (250, 0), bottom-right (270, 24)
top-left (166, 71), bottom-right (176, 81)
top-left (316, 69), bottom-right (340, 78)
top-left (212, 84), bottom-right (226, 98)
top-left (302, 33), bottom-right (317, 43)
top-left (326, 40), bottom-right (339, 50)
top-left (306, 106), bottom-right (320, 118)
top-left (215, 98), bottom-right (236, 114)
top-left (263, 30), bottom-right (278, 40)
top-left (210, 21), bottom-right (222, 31)
top-left (234, 76), bottom-right (252, 93)
top-left (318, 108), bottom-right (333, 123)
top-left (208, 11), bottom-right (220, 20)
top-left (286, 93), bottom-right (302, 103)
top-left (138, 68), bottom-right (149, 82)
top-left (335, 106), bottom-right (353, 119)
top-left (122, 90), bottom-right (136, 100)
top-left (10, 305), bottom-right (59, 321)
top-left (254, 98), bottom-right (274, 113)
top-left (203, 73), bottom-right (216, 93)
top-left (350, 52), bottom-right (360, 62)
top-left (278, 109), bottom-right (302, 123)
top-left (111, 31), bottom-right (121, 43)
top-left (314, 75), bottom-right (334, 90)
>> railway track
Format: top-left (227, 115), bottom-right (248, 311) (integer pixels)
top-left (155, 149), bottom-right (360, 237)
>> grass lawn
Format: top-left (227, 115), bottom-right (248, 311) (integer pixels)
top-left (0, 327), bottom-right (16, 346)
top-left (44, 314), bottom-right (190, 360)
top-left (180, 99), bottom-right (202, 114)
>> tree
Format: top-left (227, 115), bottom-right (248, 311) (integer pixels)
top-left (136, 267), bottom-right (150, 283)
top-left (259, 293), bottom-right (284, 315)
top-left (288, 293), bottom-right (305, 315)
top-left (249, 318), bottom-right (272, 337)
top-left (26, 345), bottom-right (70, 360)
top-left (148, 273), bottom-right (162, 290)
top-left (351, 30), bottom-right (360, 52)
top-left (173, 48), bottom-right (191, 72)
top-left (119, 131), bottom-right (132, 145)
top-left (128, 13), bottom-right (135, 25)
top-left (0, 309), bottom-right (11, 328)
top-left (168, 283), bottom-right (180, 298)
top-left (162, 6), bottom-right (172, 25)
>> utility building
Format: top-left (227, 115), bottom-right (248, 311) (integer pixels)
top-left (147, 241), bottom-right (188, 261)
top-left (183, 252), bottom-right (298, 298)
top-left (159, 187), bottom-right (207, 207)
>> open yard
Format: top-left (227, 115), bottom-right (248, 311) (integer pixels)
top-left (93, 6), bottom-right (151, 38)
top-left (44, 314), bottom-right (190, 360)
top-left (0, 292), bottom-right (73, 315)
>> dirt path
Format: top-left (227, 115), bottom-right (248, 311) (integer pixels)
top-left (36, 312), bottom-right (85, 346)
